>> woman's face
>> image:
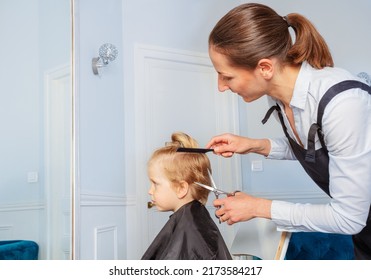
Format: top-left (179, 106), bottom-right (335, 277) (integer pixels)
top-left (147, 162), bottom-right (179, 212)
top-left (209, 46), bottom-right (267, 102)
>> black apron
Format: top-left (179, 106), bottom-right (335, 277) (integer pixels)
top-left (262, 80), bottom-right (371, 260)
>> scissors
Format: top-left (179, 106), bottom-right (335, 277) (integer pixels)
top-left (194, 169), bottom-right (239, 223)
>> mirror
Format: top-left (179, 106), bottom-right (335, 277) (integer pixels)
top-left (0, 0), bottom-right (73, 259)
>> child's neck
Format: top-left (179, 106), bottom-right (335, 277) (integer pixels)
top-left (173, 198), bottom-right (195, 212)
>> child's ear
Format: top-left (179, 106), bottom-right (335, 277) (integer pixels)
top-left (176, 181), bottom-right (189, 199)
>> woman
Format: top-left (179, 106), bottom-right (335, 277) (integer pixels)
top-left (206, 3), bottom-right (371, 259)
top-left (141, 132), bottom-right (232, 260)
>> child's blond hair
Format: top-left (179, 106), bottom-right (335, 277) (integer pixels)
top-left (148, 132), bottom-right (212, 205)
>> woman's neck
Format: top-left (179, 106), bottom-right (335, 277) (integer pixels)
top-left (268, 64), bottom-right (301, 108)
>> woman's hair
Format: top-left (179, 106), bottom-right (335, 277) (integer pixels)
top-left (148, 132), bottom-right (211, 205)
top-left (209, 3), bottom-right (333, 70)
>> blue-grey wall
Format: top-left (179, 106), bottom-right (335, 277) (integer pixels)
top-left (0, 0), bottom-right (70, 205)
top-left (0, 0), bottom-right (71, 258)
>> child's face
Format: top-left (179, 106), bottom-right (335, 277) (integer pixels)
top-left (148, 163), bottom-right (179, 212)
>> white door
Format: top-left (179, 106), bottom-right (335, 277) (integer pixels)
top-left (132, 45), bottom-right (242, 258)
top-left (45, 65), bottom-right (72, 259)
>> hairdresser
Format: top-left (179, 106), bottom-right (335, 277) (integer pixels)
top-left (206, 3), bottom-right (371, 259)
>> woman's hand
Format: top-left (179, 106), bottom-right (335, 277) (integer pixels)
top-left (213, 192), bottom-right (272, 225)
top-left (206, 133), bottom-right (271, 157)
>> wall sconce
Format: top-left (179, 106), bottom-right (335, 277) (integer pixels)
top-left (92, 43), bottom-right (118, 75)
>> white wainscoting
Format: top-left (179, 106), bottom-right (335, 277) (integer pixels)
top-left (0, 225), bottom-right (13, 239)
top-left (94, 224), bottom-right (118, 260)
top-left (0, 203), bottom-right (45, 258)
top-left (77, 191), bottom-right (135, 260)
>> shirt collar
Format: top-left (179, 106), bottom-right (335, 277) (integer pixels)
top-left (290, 62), bottom-right (312, 110)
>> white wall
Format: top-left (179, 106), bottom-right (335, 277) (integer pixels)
top-left (1, 0), bottom-right (41, 206)
top-left (74, 0), bottom-right (127, 260)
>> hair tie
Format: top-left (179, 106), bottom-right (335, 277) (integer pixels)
top-left (282, 16), bottom-right (291, 28)
top-left (165, 141), bottom-right (183, 148)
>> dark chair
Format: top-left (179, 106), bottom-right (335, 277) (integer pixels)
top-left (285, 232), bottom-right (354, 260)
top-left (0, 240), bottom-right (39, 260)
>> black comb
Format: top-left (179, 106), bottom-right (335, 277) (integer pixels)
top-left (176, 147), bottom-right (214, 153)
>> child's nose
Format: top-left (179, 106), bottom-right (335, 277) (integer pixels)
top-left (148, 185), bottom-right (154, 195)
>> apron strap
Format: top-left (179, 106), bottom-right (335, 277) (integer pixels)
top-left (261, 104), bottom-right (280, 125)
top-left (306, 123), bottom-right (326, 163)
top-left (306, 80), bottom-right (371, 162)
top-left (262, 104), bottom-right (291, 140)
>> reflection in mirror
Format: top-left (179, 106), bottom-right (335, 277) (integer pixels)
top-left (0, 0), bottom-right (73, 259)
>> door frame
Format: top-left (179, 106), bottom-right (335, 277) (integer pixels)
top-left (44, 64), bottom-right (72, 259)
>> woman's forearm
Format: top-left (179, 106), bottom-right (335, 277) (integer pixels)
top-left (246, 138), bottom-right (271, 157)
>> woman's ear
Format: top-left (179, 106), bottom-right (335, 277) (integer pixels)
top-left (176, 181), bottom-right (190, 199)
top-left (257, 58), bottom-right (274, 79)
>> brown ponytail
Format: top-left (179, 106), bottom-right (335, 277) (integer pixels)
top-left (209, 3), bottom-right (333, 70)
top-left (285, 13), bottom-right (333, 68)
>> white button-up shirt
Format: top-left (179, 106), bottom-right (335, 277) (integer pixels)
top-left (268, 62), bottom-right (371, 234)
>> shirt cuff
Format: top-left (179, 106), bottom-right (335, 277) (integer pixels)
top-left (271, 200), bottom-right (298, 232)
top-left (266, 138), bottom-right (290, 159)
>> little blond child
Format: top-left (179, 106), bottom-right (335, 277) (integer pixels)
top-left (141, 132), bottom-right (232, 260)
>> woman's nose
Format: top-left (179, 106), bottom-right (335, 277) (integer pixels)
top-left (218, 85), bottom-right (229, 92)
top-left (218, 78), bottom-right (229, 92)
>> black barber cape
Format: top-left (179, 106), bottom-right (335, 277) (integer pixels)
top-left (141, 200), bottom-right (232, 260)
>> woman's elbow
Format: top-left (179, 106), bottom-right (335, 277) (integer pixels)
top-left (339, 219), bottom-right (366, 235)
